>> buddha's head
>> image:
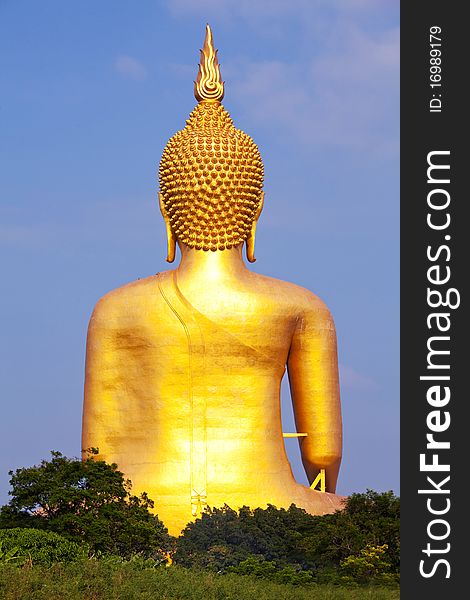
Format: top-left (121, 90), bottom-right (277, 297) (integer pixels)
top-left (158, 24), bottom-right (264, 263)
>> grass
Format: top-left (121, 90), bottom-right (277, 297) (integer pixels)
top-left (0, 561), bottom-right (399, 600)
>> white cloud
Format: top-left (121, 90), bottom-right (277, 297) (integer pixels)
top-left (167, 0), bottom-right (297, 20)
top-left (339, 364), bottom-right (379, 391)
top-left (115, 55), bottom-right (148, 81)
top-left (228, 22), bottom-right (398, 151)
top-left (312, 25), bottom-right (399, 83)
top-left (167, 0), bottom-right (394, 21)
top-left (326, 0), bottom-right (392, 10)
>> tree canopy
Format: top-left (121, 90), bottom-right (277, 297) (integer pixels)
top-left (0, 450), bottom-right (173, 560)
top-left (175, 491), bottom-right (399, 582)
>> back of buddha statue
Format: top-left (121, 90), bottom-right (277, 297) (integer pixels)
top-left (82, 25), bottom-right (343, 536)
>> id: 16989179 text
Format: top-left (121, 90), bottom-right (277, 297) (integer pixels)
top-left (429, 25), bottom-right (443, 113)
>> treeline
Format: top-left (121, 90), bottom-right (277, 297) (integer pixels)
top-left (0, 451), bottom-right (399, 586)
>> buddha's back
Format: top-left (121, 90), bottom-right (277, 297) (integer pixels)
top-left (83, 264), bottom-right (342, 534)
top-left (82, 25), bottom-right (344, 536)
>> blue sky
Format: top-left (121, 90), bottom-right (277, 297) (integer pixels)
top-left (0, 0), bottom-right (399, 503)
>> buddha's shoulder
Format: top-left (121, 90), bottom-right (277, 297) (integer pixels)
top-left (248, 271), bottom-right (332, 315)
top-left (89, 272), bottom-right (170, 322)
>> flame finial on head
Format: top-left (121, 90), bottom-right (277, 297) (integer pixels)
top-left (194, 24), bottom-right (224, 102)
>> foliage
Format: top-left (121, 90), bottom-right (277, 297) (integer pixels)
top-left (175, 503), bottom-right (317, 570)
top-left (299, 490), bottom-right (400, 574)
top-left (0, 450), bottom-right (173, 560)
top-left (228, 556), bottom-right (314, 585)
top-left (340, 544), bottom-right (396, 584)
top-left (175, 491), bottom-right (399, 584)
top-left (0, 560), bottom-right (401, 600)
top-left (0, 540), bottom-right (22, 565)
top-left (0, 528), bottom-right (87, 566)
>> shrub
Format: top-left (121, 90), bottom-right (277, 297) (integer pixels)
top-left (228, 556), bottom-right (315, 585)
top-left (0, 528), bottom-right (87, 566)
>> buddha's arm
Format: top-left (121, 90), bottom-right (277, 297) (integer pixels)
top-left (82, 301), bottom-right (121, 459)
top-left (287, 299), bottom-right (342, 493)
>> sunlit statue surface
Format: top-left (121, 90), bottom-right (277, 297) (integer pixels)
top-left (82, 25), bottom-right (343, 535)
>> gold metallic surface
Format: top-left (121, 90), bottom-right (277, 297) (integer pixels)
top-left (194, 24), bottom-right (224, 102)
top-left (82, 25), bottom-right (343, 536)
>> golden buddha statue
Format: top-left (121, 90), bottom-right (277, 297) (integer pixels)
top-left (82, 25), bottom-right (343, 535)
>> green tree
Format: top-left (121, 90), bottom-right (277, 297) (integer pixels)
top-left (0, 450), bottom-right (173, 560)
top-left (340, 543), bottom-right (398, 584)
top-left (175, 503), bottom-right (316, 570)
top-left (296, 490), bottom-right (399, 576)
top-left (174, 491), bottom-right (399, 583)
top-left (344, 490), bottom-right (400, 569)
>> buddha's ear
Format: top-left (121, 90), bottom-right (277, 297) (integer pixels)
top-left (158, 192), bottom-right (176, 263)
top-left (246, 191), bottom-right (264, 263)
